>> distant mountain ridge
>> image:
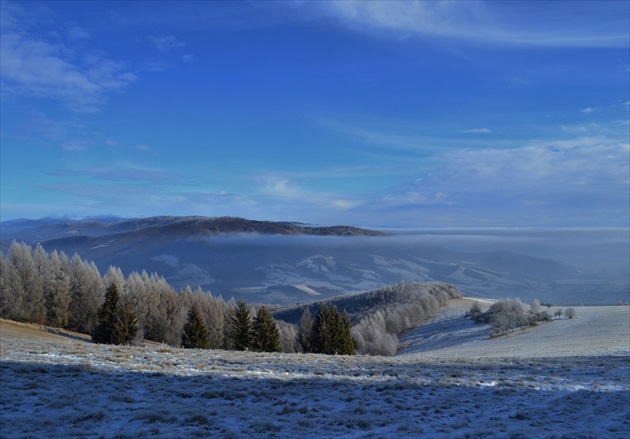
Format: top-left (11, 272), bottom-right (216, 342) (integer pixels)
top-left (1, 216), bottom-right (386, 245)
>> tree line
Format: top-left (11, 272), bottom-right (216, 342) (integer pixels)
top-left (0, 242), bottom-right (355, 355)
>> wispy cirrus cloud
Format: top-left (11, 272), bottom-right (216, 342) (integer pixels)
top-left (371, 135), bottom-right (630, 226)
top-left (0, 1), bottom-right (135, 113)
top-left (319, 0), bottom-right (629, 48)
top-left (253, 174), bottom-right (363, 213)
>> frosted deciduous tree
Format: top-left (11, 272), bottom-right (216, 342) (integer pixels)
top-left (206, 297), bottom-right (225, 349)
top-left (44, 250), bottom-right (71, 328)
top-left (68, 254), bottom-right (103, 334)
top-left (0, 251), bottom-right (24, 320)
top-left (9, 242), bottom-right (44, 323)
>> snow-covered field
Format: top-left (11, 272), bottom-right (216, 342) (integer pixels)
top-left (1, 307), bottom-right (629, 438)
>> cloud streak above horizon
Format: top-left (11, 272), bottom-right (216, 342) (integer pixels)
top-left (321, 0), bottom-right (629, 48)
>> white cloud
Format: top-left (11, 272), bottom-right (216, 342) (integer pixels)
top-left (363, 135), bottom-right (629, 226)
top-left (320, 0), bottom-right (629, 48)
top-left (182, 54), bottom-right (194, 63)
top-left (0, 3), bottom-right (135, 113)
top-left (254, 174), bottom-right (365, 213)
top-left (581, 107), bottom-right (602, 114)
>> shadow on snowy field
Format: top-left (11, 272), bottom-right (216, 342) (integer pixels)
top-left (1, 359), bottom-right (628, 439)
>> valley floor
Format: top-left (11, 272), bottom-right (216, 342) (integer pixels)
top-left (1, 314), bottom-right (629, 438)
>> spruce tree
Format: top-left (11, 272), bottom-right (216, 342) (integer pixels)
top-left (230, 299), bottom-right (251, 351)
top-left (251, 306), bottom-right (281, 353)
top-left (313, 305), bottom-right (334, 354)
top-left (339, 310), bottom-right (355, 355)
top-left (92, 283), bottom-right (120, 344)
top-left (182, 305), bottom-right (210, 349)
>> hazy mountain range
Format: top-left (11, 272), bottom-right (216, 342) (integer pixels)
top-left (2, 216), bottom-right (627, 305)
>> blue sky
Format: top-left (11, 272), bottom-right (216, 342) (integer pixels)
top-left (1, 0), bottom-right (628, 227)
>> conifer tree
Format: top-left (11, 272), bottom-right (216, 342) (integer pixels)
top-left (251, 306), bottom-right (281, 353)
top-left (313, 305), bottom-right (335, 354)
top-left (230, 299), bottom-right (251, 350)
top-left (92, 283), bottom-right (121, 344)
top-left (182, 304), bottom-right (210, 349)
top-left (339, 310), bottom-right (355, 355)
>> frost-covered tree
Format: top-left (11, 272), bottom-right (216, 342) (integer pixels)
top-left (530, 299), bottom-right (541, 314)
top-left (230, 299), bottom-right (251, 351)
top-left (182, 304), bottom-right (210, 349)
top-left (0, 250), bottom-right (24, 320)
top-left (564, 307), bottom-right (576, 319)
top-left (44, 250), bottom-right (72, 328)
top-left (351, 311), bottom-right (397, 356)
top-left (9, 242), bottom-right (45, 323)
top-left (68, 254), bottom-right (103, 333)
top-left (206, 297), bottom-right (225, 349)
top-left (277, 320), bottom-right (297, 353)
top-left (467, 301), bottom-right (484, 323)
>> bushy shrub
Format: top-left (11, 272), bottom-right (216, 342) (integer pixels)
top-left (468, 298), bottom-right (559, 337)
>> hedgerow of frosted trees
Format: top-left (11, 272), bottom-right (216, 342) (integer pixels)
top-left (467, 298), bottom-right (573, 337)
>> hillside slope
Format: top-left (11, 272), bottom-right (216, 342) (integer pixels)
top-left (1, 317), bottom-right (628, 438)
top-left (398, 300), bottom-right (630, 358)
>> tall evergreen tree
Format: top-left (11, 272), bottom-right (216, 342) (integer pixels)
top-left (313, 305), bottom-right (334, 354)
top-left (181, 304), bottom-right (210, 349)
top-left (230, 299), bottom-right (251, 351)
top-left (92, 283), bottom-right (121, 344)
top-left (251, 306), bottom-right (281, 353)
top-left (339, 310), bottom-right (355, 355)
